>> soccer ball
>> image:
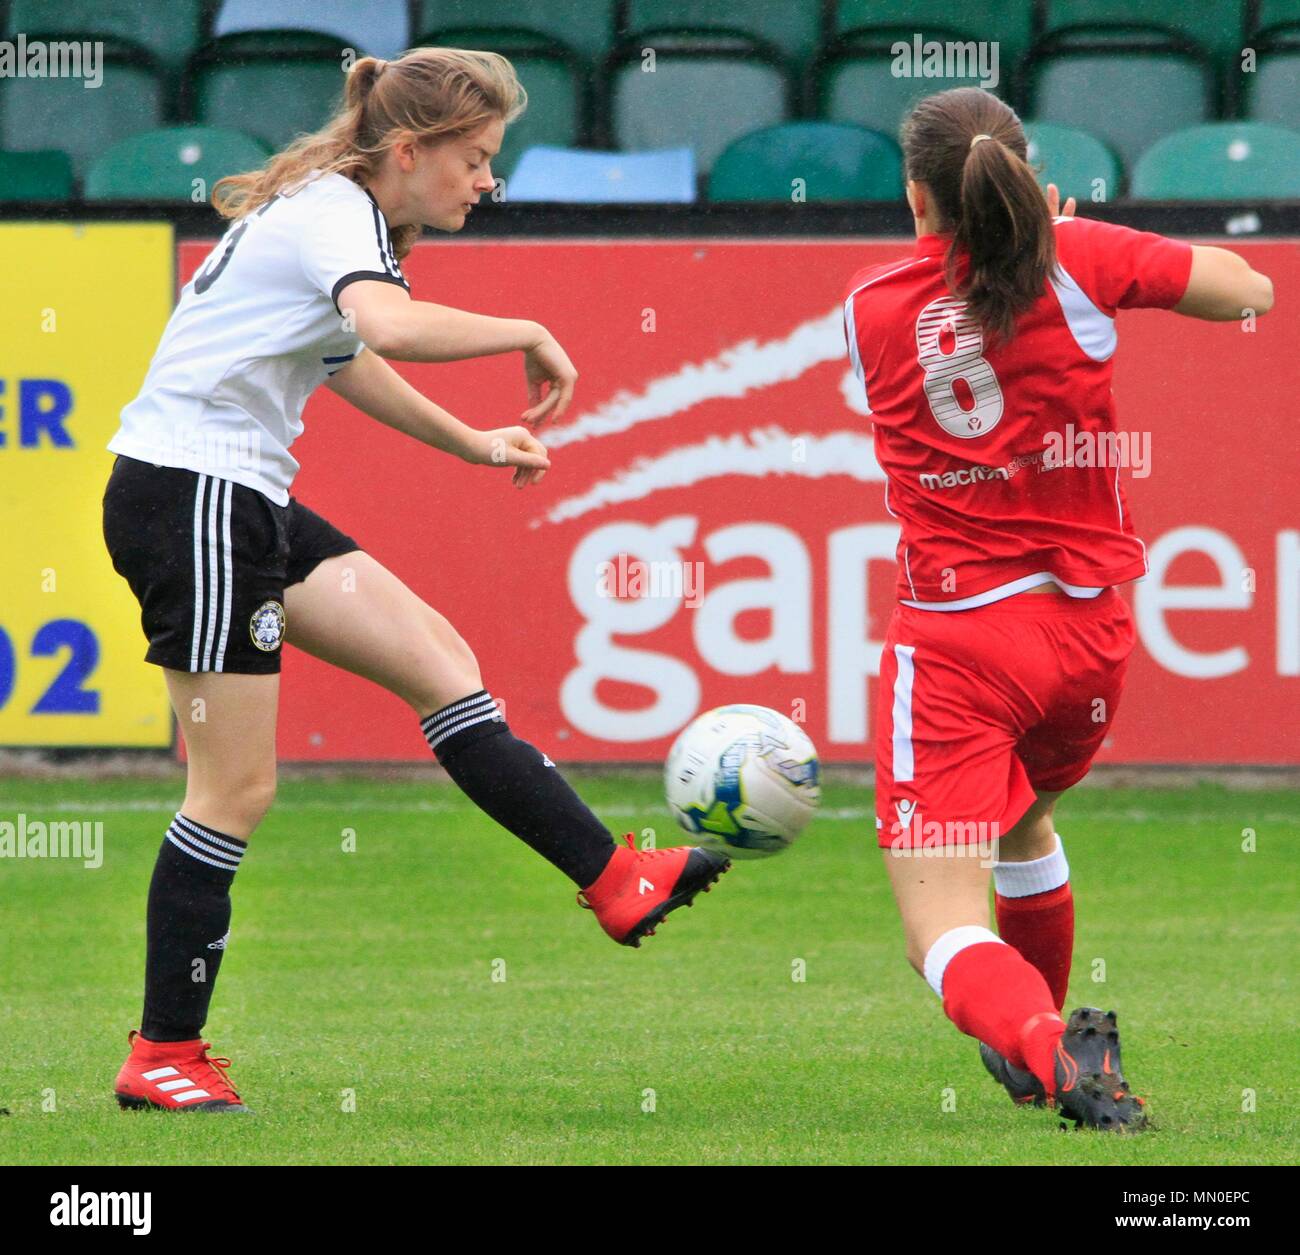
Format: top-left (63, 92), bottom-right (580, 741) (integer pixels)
top-left (664, 704), bottom-right (820, 859)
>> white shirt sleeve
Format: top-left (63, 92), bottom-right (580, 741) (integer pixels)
top-left (298, 182), bottom-right (411, 311)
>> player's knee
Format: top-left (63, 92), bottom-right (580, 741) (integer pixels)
top-left (245, 772), bottom-right (278, 824)
top-left (184, 769), bottom-right (274, 839)
top-left (444, 641), bottom-right (481, 692)
top-left (218, 769), bottom-right (277, 833)
top-left (404, 613), bottom-right (481, 710)
top-left (428, 609), bottom-right (479, 678)
top-left (999, 804), bottom-right (1057, 860)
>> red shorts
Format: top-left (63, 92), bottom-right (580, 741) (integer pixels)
top-left (875, 588), bottom-right (1136, 849)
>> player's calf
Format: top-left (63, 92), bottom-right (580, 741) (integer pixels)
top-left (422, 688), bottom-right (620, 886)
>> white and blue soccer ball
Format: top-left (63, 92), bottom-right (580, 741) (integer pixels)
top-left (664, 704), bottom-right (821, 859)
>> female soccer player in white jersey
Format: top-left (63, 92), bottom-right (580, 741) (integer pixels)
top-left (843, 88), bottom-right (1273, 1131)
top-left (103, 48), bottom-right (728, 1114)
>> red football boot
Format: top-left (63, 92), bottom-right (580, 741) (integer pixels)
top-left (114, 1029), bottom-right (250, 1113)
top-left (577, 834), bottom-right (730, 946)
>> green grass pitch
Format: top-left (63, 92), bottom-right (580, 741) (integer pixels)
top-left (2, 772), bottom-right (1295, 1165)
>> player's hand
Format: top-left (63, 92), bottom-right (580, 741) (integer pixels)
top-left (462, 425), bottom-right (551, 489)
top-left (1045, 182), bottom-right (1077, 219)
top-left (521, 329), bottom-right (577, 428)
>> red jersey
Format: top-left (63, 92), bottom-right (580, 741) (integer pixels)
top-left (842, 216), bottom-right (1193, 609)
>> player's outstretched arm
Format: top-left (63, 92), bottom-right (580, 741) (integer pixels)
top-left (336, 278), bottom-right (578, 426)
top-left (1174, 245), bottom-right (1275, 321)
top-left (325, 348), bottom-right (551, 489)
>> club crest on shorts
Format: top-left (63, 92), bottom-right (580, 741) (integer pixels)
top-left (250, 600), bottom-right (285, 652)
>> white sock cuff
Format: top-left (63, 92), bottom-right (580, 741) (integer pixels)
top-left (993, 833), bottom-right (1069, 899)
top-left (922, 925), bottom-right (1004, 999)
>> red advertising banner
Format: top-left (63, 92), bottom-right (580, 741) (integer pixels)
top-left (178, 238), bottom-right (1300, 764)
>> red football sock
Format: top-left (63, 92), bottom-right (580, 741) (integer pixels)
top-left (940, 940), bottom-right (1066, 1096)
top-left (996, 882), bottom-right (1075, 1011)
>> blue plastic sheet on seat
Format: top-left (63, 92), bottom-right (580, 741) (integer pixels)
top-left (507, 146), bottom-right (697, 203)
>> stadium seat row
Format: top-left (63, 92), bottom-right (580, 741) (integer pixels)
top-left (2, 2), bottom-right (1300, 197)
top-left (5, 118), bottom-right (1300, 205)
top-left (4, 30), bottom-right (1300, 186)
top-left (7, 2), bottom-right (1300, 75)
top-left (703, 119), bottom-right (1300, 203)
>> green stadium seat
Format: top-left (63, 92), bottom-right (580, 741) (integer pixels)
top-left (606, 35), bottom-right (791, 174)
top-left (1024, 36), bottom-right (1214, 175)
top-left (0, 149), bottom-right (74, 201)
top-left (709, 122), bottom-right (902, 202)
top-left (1039, 1), bottom-right (1246, 67)
top-left (831, 2), bottom-right (1037, 79)
top-left (413, 1), bottom-right (617, 64)
top-left (816, 31), bottom-right (1010, 140)
top-left (1251, 0), bottom-right (1300, 40)
top-left (0, 38), bottom-right (165, 179)
top-left (4, 0), bottom-right (207, 76)
top-left (1023, 121), bottom-right (1122, 204)
top-left (1246, 41), bottom-right (1300, 129)
top-left (625, 0), bottom-right (821, 67)
top-left (1131, 121), bottom-right (1300, 198)
top-left (189, 31), bottom-right (350, 154)
top-left (413, 28), bottom-right (583, 179)
top-left (84, 126), bottom-right (270, 202)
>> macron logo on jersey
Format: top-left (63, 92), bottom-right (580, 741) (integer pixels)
top-left (919, 464), bottom-right (1012, 491)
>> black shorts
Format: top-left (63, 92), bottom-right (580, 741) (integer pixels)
top-left (102, 455), bottom-right (361, 674)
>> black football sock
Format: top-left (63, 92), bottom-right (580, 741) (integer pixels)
top-left (422, 690), bottom-right (617, 887)
top-left (141, 813), bottom-right (246, 1043)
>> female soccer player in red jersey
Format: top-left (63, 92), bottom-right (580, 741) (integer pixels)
top-left (103, 49), bottom-right (727, 1114)
top-left (843, 88), bottom-right (1273, 1130)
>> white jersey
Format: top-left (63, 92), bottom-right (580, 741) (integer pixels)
top-left (108, 172), bottom-right (410, 505)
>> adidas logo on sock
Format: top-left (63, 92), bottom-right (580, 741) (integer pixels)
top-left (542, 754), bottom-right (554, 767)
top-left (207, 931), bottom-right (230, 951)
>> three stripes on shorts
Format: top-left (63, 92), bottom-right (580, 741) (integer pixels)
top-left (191, 473), bottom-right (235, 672)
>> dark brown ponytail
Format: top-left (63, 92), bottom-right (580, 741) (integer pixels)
top-left (901, 87), bottom-right (1055, 345)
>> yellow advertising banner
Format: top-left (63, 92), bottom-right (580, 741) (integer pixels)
top-left (0, 224), bottom-right (173, 746)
